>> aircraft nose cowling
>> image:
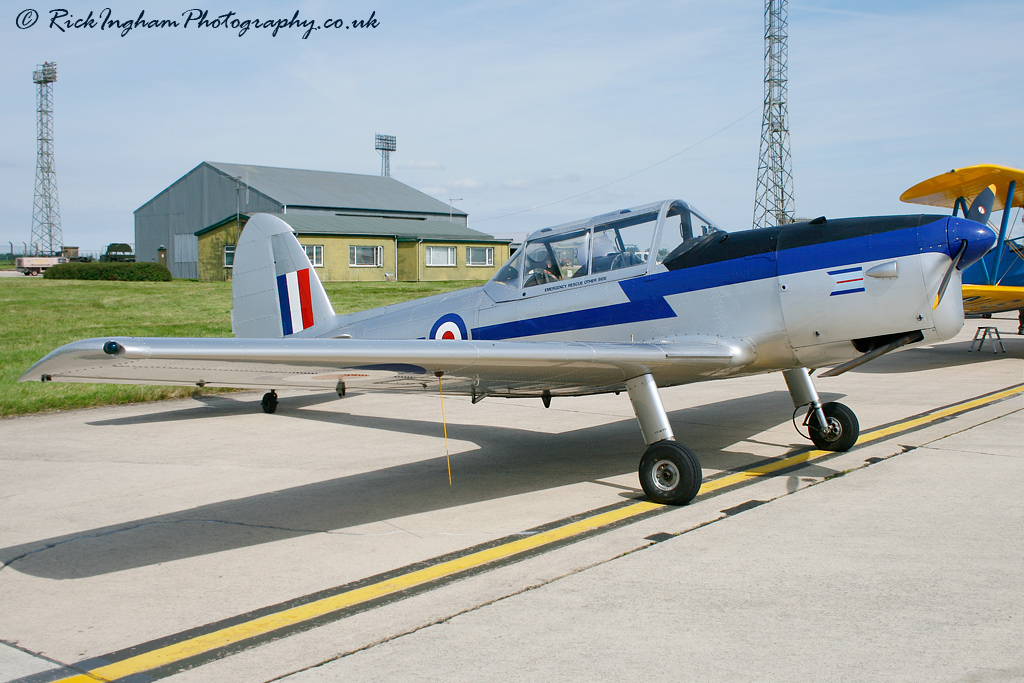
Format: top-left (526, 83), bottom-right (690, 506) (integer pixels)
top-left (947, 217), bottom-right (996, 269)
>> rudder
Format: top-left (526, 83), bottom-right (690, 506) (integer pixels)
top-left (232, 213), bottom-right (336, 338)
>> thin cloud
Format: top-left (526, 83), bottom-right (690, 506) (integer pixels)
top-left (449, 178), bottom-right (486, 190)
top-left (396, 161), bottom-right (446, 171)
top-left (2, 0), bottom-right (1023, 248)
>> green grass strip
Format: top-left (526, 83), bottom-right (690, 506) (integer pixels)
top-left (1, 278), bottom-right (482, 417)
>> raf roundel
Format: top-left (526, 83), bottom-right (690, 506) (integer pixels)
top-left (430, 313), bottom-right (469, 341)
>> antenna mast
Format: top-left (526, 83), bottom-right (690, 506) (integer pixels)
top-left (753, 0), bottom-right (794, 229)
top-left (31, 62), bottom-right (63, 255)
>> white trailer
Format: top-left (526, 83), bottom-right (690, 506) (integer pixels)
top-left (15, 256), bottom-right (67, 275)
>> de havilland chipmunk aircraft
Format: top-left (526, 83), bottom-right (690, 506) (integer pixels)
top-left (21, 198), bottom-right (996, 505)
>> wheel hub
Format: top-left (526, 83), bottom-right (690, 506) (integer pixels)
top-left (822, 417), bottom-right (842, 441)
top-left (652, 459), bottom-right (680, 491)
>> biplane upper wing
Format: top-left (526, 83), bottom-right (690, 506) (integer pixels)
top-left (900, 164), bottom-right (1024, 213)
top-left (19, 335), bottom-right (755, 398)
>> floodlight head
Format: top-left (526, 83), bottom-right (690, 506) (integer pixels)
top-left (33, 62), bottom-right (57, 84)
top-left (374, 134), bottom-right (397, 152)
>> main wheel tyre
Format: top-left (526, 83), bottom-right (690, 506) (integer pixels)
top-left (808, 401), bottom-right (859, 452)
top-left (639, 441), bottom-right (702, 505)
top-left (261, 391), bottom-right (278, 414)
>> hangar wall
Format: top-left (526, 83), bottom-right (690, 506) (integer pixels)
top-left (135, 164), bottom-right (280, 279)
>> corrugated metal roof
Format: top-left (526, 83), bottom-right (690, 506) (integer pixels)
top-left (197, 213), bottom-right (508, 243)
top-left (205, 162), bottom-right (465, 216)
top-left (278, 214), bottom-right (503, 241)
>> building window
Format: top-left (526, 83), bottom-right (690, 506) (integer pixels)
top-left (426, 246), bottom-right (457, 267)
top-left (304, 244), bottom-right (324, 267)
top-left (466, 246), bottom-right (494, 267)
top-left (224, 245), bottom-right (235, 268)
top-left (349, 245), bottom-right (383, 267)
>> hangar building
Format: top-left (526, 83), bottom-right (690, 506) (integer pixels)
top-left (134, 161), bottom-right (501, 280)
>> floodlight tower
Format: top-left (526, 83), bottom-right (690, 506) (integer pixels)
top-left (752, 0), bottom-right (795, 229)
top-left (375, 134), bottom-right (396, 177)
top-left (31, 61), bottom-right (63, 255)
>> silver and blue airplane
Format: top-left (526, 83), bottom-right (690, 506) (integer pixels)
top-left (21, 198), bottom-right (996, 504)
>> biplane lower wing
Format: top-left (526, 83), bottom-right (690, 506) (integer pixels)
top-left (962, 284), bottom-right (1024, 316)
top-left (20, 335), bottom-right (756, 398)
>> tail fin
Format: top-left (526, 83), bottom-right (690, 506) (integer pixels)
top-left (966, 184), bottom-right (997, 225)
top-left (232, 213), bottom-right (337, 338)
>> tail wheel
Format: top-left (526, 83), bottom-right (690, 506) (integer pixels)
top-left (639, 441), bottom-right (702, 505)
top-left (808, 401), bottom-right (859, 452)
top-left (261, 390), bottom-right (278, 414)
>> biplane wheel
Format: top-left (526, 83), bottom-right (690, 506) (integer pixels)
top-left (261, 390), bottom-right (278, 414)
top-left (808, 401), bottom-right (859, 452)
top-left (639, 441), bottom-right (702, 505)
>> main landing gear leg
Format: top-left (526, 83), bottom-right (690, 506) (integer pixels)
top-left (626, 374), bottom-right (702, 505)
top-left (783, 367), bottom-right (859, 452)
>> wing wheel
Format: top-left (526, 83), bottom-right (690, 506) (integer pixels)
top-left (261, 390), bottom-right (278, 414)
top-left (808, 401), bottom-right (859, 451)
top-left (639, 441), bottom-right (702, 505)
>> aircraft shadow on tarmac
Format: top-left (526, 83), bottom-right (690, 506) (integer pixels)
top-left (849, 337), bottom-right (1021, 375)
top-left (2, 390), bottom-right (845, 580)
top-left (82, 391), bottom-right (346, 426)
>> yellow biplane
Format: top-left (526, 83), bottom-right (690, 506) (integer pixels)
top-left (902, 164), bottom-right (1024, 321)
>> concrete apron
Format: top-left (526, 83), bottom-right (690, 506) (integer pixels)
top-left (0, 313), bottom-right (1021, 682)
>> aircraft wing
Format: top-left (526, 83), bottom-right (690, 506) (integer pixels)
top-left (900, 164), bottom-right (1024, 212)
top-left (962, 284), bottom-right (1024, 316)
top-left (19, 336), bottom-right (756, 398)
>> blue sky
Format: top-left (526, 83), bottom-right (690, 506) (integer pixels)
top-left (2, 0), bottom-right (1023, 253)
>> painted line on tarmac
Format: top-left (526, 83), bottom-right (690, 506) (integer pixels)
top-left (699, 382), bottom-right (1024, 494)
top-left (33, 382), bottom-right (1024, 683)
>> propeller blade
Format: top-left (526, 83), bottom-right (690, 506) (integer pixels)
top-left (966, 184), bottom-right (996, 224)
top-left (933, 239), bottom-right (968, 310)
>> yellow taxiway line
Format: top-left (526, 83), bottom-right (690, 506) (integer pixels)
top-left (701, 383), bottom-right (1024, 493)
top-left (57, 502), bottom-right (662, 683)
top-left (53, 382), bottom-right (1024, 682)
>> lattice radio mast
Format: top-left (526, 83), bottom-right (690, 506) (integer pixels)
top-left (31, 61), bottom-right (62, 255)
top-left (375, 134), bottom-right (396, 177)
top-left (753, 0), bottom-right (794, 229)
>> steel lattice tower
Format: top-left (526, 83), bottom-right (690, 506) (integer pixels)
top-left (31, 62), bottom-right (62, 255)
top-left (375, 134), bottom-right (396, 177)
top-left (753, 0), bottom-right (794, 229)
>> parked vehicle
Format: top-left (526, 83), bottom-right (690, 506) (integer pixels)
top-left (100, 243), bottom-right (135, 262)
top-left (15, 256), bottom-right (67, 275)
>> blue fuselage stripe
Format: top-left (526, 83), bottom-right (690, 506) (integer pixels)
top-left (471, 221), bottom-right (949, 341)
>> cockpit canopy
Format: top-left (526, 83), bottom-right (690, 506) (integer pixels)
top-left (487, 200), bottom-right (721, 295)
